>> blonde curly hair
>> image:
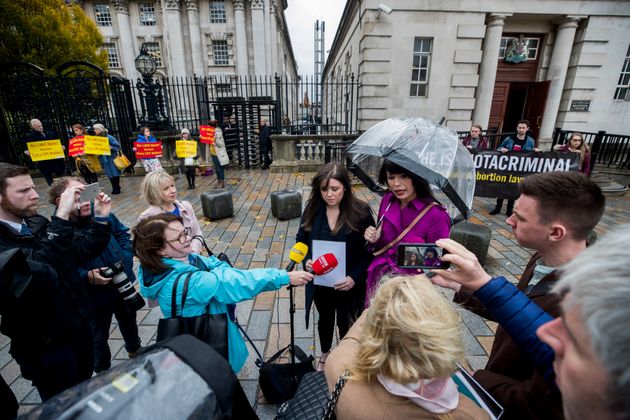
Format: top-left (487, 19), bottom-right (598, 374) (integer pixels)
top-left (352, 275), bottom-right (464, 384)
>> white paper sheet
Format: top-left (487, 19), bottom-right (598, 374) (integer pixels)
top-left (312, 239), bottom-right (346, 288)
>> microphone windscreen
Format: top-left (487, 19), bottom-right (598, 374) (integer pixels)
top-left (289, 242), bottom-right (309, 264)
top-left (312, 253), bottom-right (338, 275)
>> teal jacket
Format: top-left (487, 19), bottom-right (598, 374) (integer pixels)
top-left (139, 254), bottom-right (290, 373)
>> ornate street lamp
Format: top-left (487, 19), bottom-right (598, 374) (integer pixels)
top-left (134, 44), bottom-right (170, 130)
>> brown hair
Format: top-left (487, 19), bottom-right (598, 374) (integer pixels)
top-left (517, 119), bottom-right (530, 128)
top-left (208, 120), bottom-right (219, 128)
top-left (0, 163), bottom-right (29, 196)
top-left (301, 162), bottom-right (370, 235)
top-left (72, 123), bottom-right (85, 133)
top-left (518, 171), bottom-right (605, 240)
top-left (132, 213), bottom-right (182, 274)
top-left (568, 132), bottom-right (590, 168)
top-left (471, 122), bottom-right (483, 131)
top-left (48, 176), bottom-right (83, 205)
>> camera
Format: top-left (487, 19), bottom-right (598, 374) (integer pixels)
top-left (100, 261), bottom-right (146, 312)
top-left (396, 243), bottom-right (450, 269)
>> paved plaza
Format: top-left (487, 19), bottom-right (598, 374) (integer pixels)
top-left (2, 168), bottom-right (629, 418)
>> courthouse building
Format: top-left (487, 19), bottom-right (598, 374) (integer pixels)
top-left (80, 0), bottom-right (298, 80)
top-left (324, 0), bottom-right (630, 144)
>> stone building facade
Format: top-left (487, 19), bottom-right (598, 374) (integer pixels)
top-left (324, 0), bottom-right (630, 144)
top-left (80, 0), bottom-right (298, 79)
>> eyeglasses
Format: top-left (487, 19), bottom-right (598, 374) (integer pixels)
top-left (167, 227), bottom-right (192, 244)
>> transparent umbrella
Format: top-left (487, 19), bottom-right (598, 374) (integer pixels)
top-left (345, 117), bottom-right (476, 219)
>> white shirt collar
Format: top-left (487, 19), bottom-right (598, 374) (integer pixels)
top-left (0, 218), bottom-right (25, 234)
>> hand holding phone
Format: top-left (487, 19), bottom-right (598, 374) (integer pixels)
top-left (396, 243), bottom-right (450, 269)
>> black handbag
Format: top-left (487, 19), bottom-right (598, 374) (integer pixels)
top-left (156, 272), bottom-right (229, 360)
top-left (258, 344), bottom-right (315, 404)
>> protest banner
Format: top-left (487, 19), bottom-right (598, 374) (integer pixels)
top-left (199, 125), bottom-right (216, 144)
top-left (84, 135), bottom-right (111, 155)
top-left (26, 140), bottom-right (65, 162)
top-left (472, 150), bottom-right (579, 199)
top-left (68, 136), bottom-right (86, 156)
top-left (134, 142), bottom-right (163, 159)
top-left (175, 140), bottom-right (197, 158)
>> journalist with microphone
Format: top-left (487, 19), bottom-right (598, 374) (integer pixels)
top-left (296, 163), bottom-right (374, 372)
top-left (133, 214), bottom-right (313, 374)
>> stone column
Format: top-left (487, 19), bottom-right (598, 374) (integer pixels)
top-left (163, 0), bottom-right (187, 76)
top-left (185, 0), bottom-right (204, 76)
top-left (112, 0), bottom-right (137, 78)
top-left (264, 0), bottom-right (272, 74)
top-left (538, 16), bottom-right (583, 142)
top-left (234, 0), bottom-right (249, 76)
top-left (472, 13), bottom-right (510, 128)
top-left (251, 0), bottom-right (267, 76)
top-left (269, 1), bottom-right (279, 75)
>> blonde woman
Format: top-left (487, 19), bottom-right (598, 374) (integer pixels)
top-left (138, 170), bottom-right (203, 254)
top-left (325, 276), bottom-right (489, 420)
top-left (93, 123), bottom-right (123, 194)
top-left (553, 132), bottom-right (591, 175)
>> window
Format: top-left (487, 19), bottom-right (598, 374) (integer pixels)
top-left (210, 0), bottom-right (226, 23)
top-left (614, 44), bottom-right (630, 100)
top-left (94, 4), bottom-right (112, 27)
top-left (213, 40), bottom-right (229, 65)
top-left (139, 3), bottom-right (157, 26)
top-left (144, 42), bottom-right (162, 67)
top-left (104, 43), bottom-right (120, 68)
top-left (215, 83), bottom-right (232, 95)
top-left (499, 37), bottom-right (540, 60)
top-left (409, 38), bottom-right (432, 97)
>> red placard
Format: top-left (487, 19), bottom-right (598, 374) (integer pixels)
top-left (134, 141), bottom-right (163, 158)
top-left (199, 125), bottom-right (216, 144)
top-left (68, 136), bottom-right (86, 156)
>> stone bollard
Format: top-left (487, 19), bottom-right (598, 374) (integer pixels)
top-left (201, 189), bottom-right (234, 220)
top-left (449, 221), bottom-right (492, 266)
top-left (270, 190), bottom-right (302, 220)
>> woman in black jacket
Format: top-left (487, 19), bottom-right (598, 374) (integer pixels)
top-left (296, 162), bottom-right (374, 371)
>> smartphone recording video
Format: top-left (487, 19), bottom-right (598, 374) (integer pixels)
top-left (79, 182), bottom-right (101, 203)
top-left (396, 243), bottom-right (450, 269)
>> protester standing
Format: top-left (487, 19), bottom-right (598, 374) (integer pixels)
top-left (259, 118), bottom-right (272, 170)
top-left (178, 128), bottom-right (200, 190)
top-left (136, 127), bottom-right (163, 173)
top-left (553, 132), bottom-right (591, 175)
top-left (23, 118), bottom-right (66, 186)
top-left (208, 120), bottom-right (228, 188)
top-left (461, 123), bottom-right (489, 150)
top-left (71, 123), bottom-right (99, 184)
top-left (93, 124), bottom-right (122, 194)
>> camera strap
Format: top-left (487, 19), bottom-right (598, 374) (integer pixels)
top-left (373, 202), bottom-right (436, 257)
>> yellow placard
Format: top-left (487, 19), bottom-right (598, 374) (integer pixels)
top-left (27, 140), bottom-right (65, 162)
top-left (84, 135), bottom-right (111, 155)
top-left (176, 140), bottom-right (197, 158)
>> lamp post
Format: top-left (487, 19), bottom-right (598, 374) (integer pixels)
top-left (134, 44), bottom-right (170, 130)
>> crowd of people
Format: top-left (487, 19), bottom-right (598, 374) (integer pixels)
top-left (1, 116), bottom-right (626, 420)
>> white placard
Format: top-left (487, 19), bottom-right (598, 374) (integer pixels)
top-left (312, 239), bottom-right (346, 287)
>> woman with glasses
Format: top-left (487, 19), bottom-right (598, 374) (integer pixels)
top-left (553, 132), bottom-right (591, 175)
top-left (138, 170), bottom-right (203, 254)
top-left (132, 213), bottom-right (314, 374)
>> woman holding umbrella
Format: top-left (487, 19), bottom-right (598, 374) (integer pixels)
top-left (364, 160), bottom-right (450, 305)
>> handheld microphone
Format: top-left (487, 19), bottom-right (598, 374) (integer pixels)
top-left (285, 242), bottom-right (308, 272)
top-left (310, 253), bottom-right (338, 275)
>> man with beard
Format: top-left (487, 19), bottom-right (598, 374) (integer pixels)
top-left (0, 163), bottom-right (111, 401)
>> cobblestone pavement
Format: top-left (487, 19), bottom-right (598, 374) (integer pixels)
top-left (2, 169), bottom-right (629, 418)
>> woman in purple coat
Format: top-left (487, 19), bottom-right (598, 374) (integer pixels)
top-left (364, 160), bottom-right (451, 306)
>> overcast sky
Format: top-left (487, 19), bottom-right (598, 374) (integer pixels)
top-left (284, 0), bottom-right (346, 76)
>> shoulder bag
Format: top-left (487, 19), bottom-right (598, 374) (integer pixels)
top-left (372, 202), bottom-right (437, 256)
top-left (113, 150), bottom-right (132, 170)
top-left (156, 271), bottom-right (229, 360)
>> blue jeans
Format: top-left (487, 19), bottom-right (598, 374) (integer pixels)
top-left (211, 154), bottom-right (225, 181)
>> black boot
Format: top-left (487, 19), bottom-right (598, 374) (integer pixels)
top-left (489, 198), bottom-right (503, 215)
top-left (111, 176), bottom-right (121, 194)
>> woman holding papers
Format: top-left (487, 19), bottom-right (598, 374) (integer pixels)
top-left (324, 276), bottom-right (489, 419)
top-left (364, 160), bottom-right (450, 305)
top-left (296, 162), bottom-right (374, 372)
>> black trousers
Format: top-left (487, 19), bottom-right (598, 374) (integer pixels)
top-left (261, 149), bottom-right (272, 169)
top-left (39, 159), bottom-right (66, 186)
top-left (494, 198), bottom-right (514, 212)
top-left (313, 286), bottom-right (361, 353)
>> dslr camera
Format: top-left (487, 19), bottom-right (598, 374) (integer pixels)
top-left (100, 261), bottom-right (146, 312)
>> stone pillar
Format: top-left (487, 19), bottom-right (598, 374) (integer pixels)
top-left (264, 0), bottom-right (272, 74)
top-left (269, 1), bottom-right (279, 75)
top-left (234, 0), bottom-right (249, 76)
top-left (163, 0), bottom-right (187, 76)
top-left (185, 0), bottom-right (204, 76)
top-left (472, 13), bottom-right (510, 129)
top-left (538, 16), bottom-right (583, 142)
top-left (112, 0), bottom-right (137, 78)
top-left (251, 0), bottom-right (267, 76)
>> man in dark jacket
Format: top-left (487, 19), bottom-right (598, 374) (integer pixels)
top-left (0, 163), bottom-right (112, 401)
top-left (258, 118), bottom-right (272, 169)
top-left (436, 171), bottom-right (605, 419)
top-left (48, 177), bottom-right (142, 373)
top-left (23, 118), bottom-right (66, 186)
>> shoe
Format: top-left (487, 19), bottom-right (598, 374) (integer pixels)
top-left (506, 209), bottom-right (513, 217)
top-left (489, 208), bottom-right (501, 215)
top-left (128, 348), bottom-right (143, 359)
top-left (188, 184), bottom-right (194, 190)
top-left (112, 189), bottom-right (121, 195)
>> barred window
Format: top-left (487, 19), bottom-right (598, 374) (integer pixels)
top-left (144, 42), bottom-right (163, 67)
top-left (614, 44), bottom-right (630, 100)
top-left (213, 41), bottom-right (229, 65)
top-left (215, 83), bottom-right (232, 95)
top-left (499, 37), bottom-right (540, 60)
top-left (139, 3), bottom-right (157, 26)
top-left (210, 0), bottom-right (226, 23)
top-left (94, 4), bottom-right (112, 27)
top-left (409, 38), bottom-right (432, 97)
top-left (104, 43), bottom-right (120, 68)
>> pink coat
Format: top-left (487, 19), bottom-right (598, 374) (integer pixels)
top-left (138, 200), bottom-right (204, 254)
top-left (365, 192), bottom-right (451, 306)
